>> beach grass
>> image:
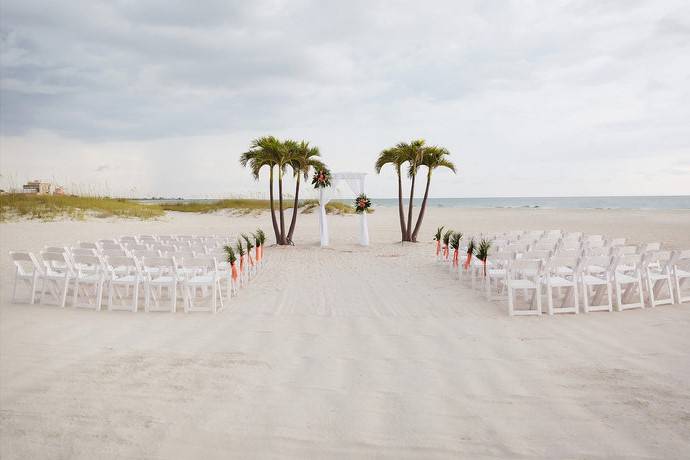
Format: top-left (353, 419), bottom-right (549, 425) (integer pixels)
top-left (0, 195), bottom-right (365, 221)
top-left (0, 194), bottom-right (164, 221)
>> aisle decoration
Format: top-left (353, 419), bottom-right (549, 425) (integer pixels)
top-left (434, 226), bottom-right (445, 258)
top-left (254, 229), bottom-right (265, 265)
top-left (236, 238), bottom-right (246, 283)
top-left (242, 234), bottom-right (255, 270)
top-left (311, 169), bottom-right (332, 189)
top-left (475, 239), bottom-right (491, 277)
top-left (442, 229), bottom-right (453, 261)
top-left (463, 238), bottom-right (476, 270)
top-left (223, 244), bottom-right (239, 291)
top-left (354, 193), bottom-right (371, 214)
top-left (450, 232), bottom-right (463, 268)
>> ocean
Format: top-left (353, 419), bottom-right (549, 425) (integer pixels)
top-left (139, 196), bottom-right (690, 210)
top-left (367, 196), bottom-right (690, 210)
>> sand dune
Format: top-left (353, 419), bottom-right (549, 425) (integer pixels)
top-left (1, 208), bottom-right (689, 458)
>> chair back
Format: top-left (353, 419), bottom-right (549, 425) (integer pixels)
top-left (142, 256), bottom-right (178, 278)
top-left (72, 254), bottom-right (104, 275)
top-left (613, 245), bottom-right (638, 256)
top-left (105, 255), bottom-right (140, 277)
top-left (583, 255), bottom-right (613, 276)
top-left (607, 237), bottom-right (627, 247)
top-left (547, 255), bottom-right (580, 276)
top-left (41, 251), bottom-right (74, 275)
top-left (10, 251), bottom-right (42, 276)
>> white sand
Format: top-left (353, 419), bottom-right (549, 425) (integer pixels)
top-left (1, 207), bottom-right (690, 459)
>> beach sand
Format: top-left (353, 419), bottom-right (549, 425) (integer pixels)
top-left (1, 207), bottom-right (689, 459)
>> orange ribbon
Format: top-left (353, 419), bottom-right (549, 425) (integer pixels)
top-left (463, 252), bottom-right (472, 270)
top-left (231, 262), bottom-right (238, 281)
top-left (255, 245), bottom-right (260, 263)
top-left (436, 240), bottom-right (440, 256)
top-left (453, 248), bottom-right (459, 267)
top-left (240, 255), bottom-right (245, 273)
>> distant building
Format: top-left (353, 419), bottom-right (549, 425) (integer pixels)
top-left (22, 180), bottom-right (54, 195)
top-left (54, 186), bottom-right (65, 196)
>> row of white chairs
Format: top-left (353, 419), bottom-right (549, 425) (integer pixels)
top-left (438, 231), bottom-right (689, 316)
top-left (9, 236), bottom-right (264, 313)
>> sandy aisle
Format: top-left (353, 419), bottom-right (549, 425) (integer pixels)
top-left (1, 208), bottom-right (689, 459)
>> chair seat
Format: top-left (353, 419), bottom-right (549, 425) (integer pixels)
top-left (615, 273), bottom-right (639, 284)
top-left (487, 268), bottom-right (506, 277)
top-left (509, 279), bottom-right (538, 289)
top-left (187, 275), bottom-right (215, 285)
top-left (556, 266), bottom-right (574, 275)
top-left (150, 276), bottom-right (176, 284)
top-left (112, 275), bottom-right (144, 283)
top-left (587, 265), bottom-right (607, 274)
top-left (76, 274), bottom-right (103, 283)
top-left (675, 268), bottom-right (690, 277)
top-left (582, 275), bottom-right (608, 285)
top-left (547, 276), bottom-right (575, 287)
top-left (647, 271), bottom-right (670, 281)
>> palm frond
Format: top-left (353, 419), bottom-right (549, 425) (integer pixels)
top-left (433, 226), bottom-right (444, 241)
top-left (474, 239), bottom-right (491, 261)
top-left (223, 244), bottom-right (237, 264)
top-left (442, 229), bottom-right (453, 245)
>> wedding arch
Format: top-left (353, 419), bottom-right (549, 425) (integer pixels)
top-left (318, 172), bottom-right (370, 247)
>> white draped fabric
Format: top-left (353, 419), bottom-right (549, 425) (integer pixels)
top-left (319, 172), bottom-right (369, 247)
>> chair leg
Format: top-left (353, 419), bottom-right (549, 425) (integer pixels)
top-left (547, 284), bottom-right (554, 315)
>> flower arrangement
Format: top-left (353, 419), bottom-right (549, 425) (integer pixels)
top-left (433, 226), bottom-right (445, 257)
top-left (311, 169), bottom-right (332, 189)
top-left (354, 193), bottom-right (371, 214)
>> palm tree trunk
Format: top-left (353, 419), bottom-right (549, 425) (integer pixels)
top-left (396, 165), bottom-right (406, 241)
top-left (405, 171), bottom-right (416, 241)
top-left (278, 167), bottom-right (286, 244)
top-left (410, 169), bottom-right (432, 242)
top-left (286, 173), bottom-right (301, 243)
top-left (268, 166), bottom-right (281, 244)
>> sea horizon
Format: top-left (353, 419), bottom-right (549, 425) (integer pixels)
top-left (137, 195), bottom-right (690, 210)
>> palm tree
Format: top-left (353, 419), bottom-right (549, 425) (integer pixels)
top-left (410, 146), bottom-right (456, 242)
top-left (375, 147), bottom-right (408, 241)
top-left (240, 136), bottom-right (284, 244)
top-left (400, 139), bottom-right (427, 241)
top-left (285, 140), bottom-right (325, 244)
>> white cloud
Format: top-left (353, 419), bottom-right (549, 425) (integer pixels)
top-left (1, 0), bottom-right (689, 197)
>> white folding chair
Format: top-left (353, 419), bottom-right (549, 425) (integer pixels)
top-left (106, 256), bottom-right (143, 312)
top-left (143, 256), bottom-right (178, 313)
top-left (39, 251), bottom-right (75, 307)
top-left (181, 257), bottom-right (224, 313)
top-left (71, 254), bottom-right (105, 311)
top-left (507, 259), bottom-right (543, 316)
top-left (612, 254), bottom-right (645, 311)
top-left (642, 251), bottom-right (675, 307)
top-left (671, 250), bottom-right (690, 304)
top-left (78, 241), bottom-right (99, 251)
top-left (9, 251), bottom-right (43, 304)
top-left (581, 255), bottom-right (613, 313)
top-left (484, 251), bottom-right (515, 301)
top-left (545, 256), bottom-right (580, 315)
top-left (607, 237), bottom-right (626, 247)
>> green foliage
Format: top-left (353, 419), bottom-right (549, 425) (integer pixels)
top-left (223, 244), bottom-right (237, 264)
top-left (433, 226), bottom-right (444, 241)
top-left (242, 233), bottom-right (254, 251)
top-left (442, 229), bottom-right (453, 246)
top-left (299, 200), bottom-right (356, 215)
top-left (255, 228), bottom-right (266, 245)
top-left (236, 238), bottom-right (245, 257)
top-left (466, 238), bottom-right (476, 255)
top-left (450, 232), bottom-right (463, 250)
top-left (475, 239), bottom-right (491, 261)
top-left (0, 193), bottom-right (164, 221)
top-left (157, 199), bottom-right (293, 213)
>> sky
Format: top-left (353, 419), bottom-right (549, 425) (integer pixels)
top-left (1, 0), bottom-right (689, 199)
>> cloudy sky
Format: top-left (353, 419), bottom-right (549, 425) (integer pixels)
top-left (1, 0), bottom-right (689, 198)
